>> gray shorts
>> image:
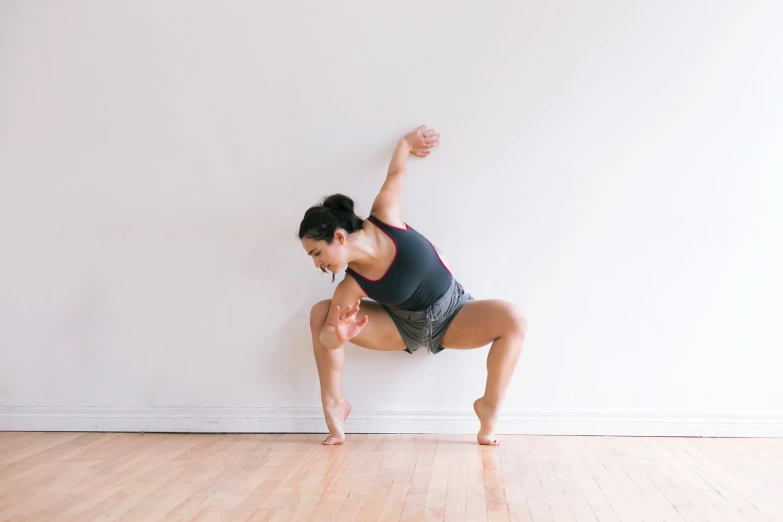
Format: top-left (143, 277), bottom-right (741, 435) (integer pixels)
top-left (382, 278), bottom-right (474, 355)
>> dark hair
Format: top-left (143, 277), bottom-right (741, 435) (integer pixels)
top-left (298, 194), bottom-right (364, 242)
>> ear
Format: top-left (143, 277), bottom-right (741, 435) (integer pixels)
top-left (334, 230), bottom-right (346, 244)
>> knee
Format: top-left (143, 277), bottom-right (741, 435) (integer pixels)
top-left (505, 303), bottom-right (528, 339)
top-left (310, 299), bottom-right (331, 332)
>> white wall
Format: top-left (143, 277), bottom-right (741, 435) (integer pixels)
top-left (1, 1), bottom-right (782, 436)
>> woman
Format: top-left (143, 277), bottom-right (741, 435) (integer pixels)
top-left (298, 125), bottom-right (528, 446)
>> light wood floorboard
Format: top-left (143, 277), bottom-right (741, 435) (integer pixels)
top-left (1, 433), bottom-right (781, 521)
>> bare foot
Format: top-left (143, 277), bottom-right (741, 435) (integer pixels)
top-left (322, 399), bottom-right (352, 445)
top-left (473, 398), bottom-right (500, 446)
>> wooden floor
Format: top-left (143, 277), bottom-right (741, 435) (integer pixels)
top-left (0, 432), bottom-right (781, 521)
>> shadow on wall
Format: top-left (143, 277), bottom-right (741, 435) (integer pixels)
top-left (257, 308), bottom-right (325, 407)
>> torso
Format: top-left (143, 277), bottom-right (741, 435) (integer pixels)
top-left (345, 215), bottom-right (453, 310)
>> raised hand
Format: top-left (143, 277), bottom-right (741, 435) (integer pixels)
top-left (405, 125), bottom-right (440, 158)
top-left (332, 299), bottom-right (369, 343)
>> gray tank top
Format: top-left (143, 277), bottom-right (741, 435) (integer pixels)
top-left (345, 215), bottom-right (453, 311)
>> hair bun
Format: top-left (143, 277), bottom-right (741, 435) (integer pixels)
top-left (299, 193), bottom-right (364, 243)
top-left (322, 194), bottom-right (355, 214)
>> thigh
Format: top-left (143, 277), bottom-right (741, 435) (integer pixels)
top-left (441, 299), bottom-right (523, 350)
top-left (316, 299), bottom-right (407, 352)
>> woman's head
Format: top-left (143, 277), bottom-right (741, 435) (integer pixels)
top-left (299, 194), bottom-right (364, 281)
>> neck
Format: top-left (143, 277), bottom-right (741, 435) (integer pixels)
top-left (347, 228), bottom-right (380, 268)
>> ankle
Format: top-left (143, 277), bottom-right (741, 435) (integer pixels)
top-left (479, 396), bottom-right (501, 412)
top-left (322, 396), bottom-right (343, 408)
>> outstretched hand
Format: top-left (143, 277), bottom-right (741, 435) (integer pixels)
top-left (333, 300), bottom-right (369, 343)
top-left (405, 125), bottom-right (440, 157)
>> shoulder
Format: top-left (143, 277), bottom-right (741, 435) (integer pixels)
top-left (336, 272), bottom-right (367, 298)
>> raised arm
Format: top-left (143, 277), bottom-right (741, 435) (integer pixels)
top-left (370, 125), bottom-right (440, 225)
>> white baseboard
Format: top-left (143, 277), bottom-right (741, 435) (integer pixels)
top-left (1, 407), bottom-right (781, 437)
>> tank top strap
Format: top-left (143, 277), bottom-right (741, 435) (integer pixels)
top-left (367, 214), bottom-right (410, 232)
top-left (344, 266), bottom-right (361, 282)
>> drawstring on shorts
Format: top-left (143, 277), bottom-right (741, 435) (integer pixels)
top-left (425, 306), bottom-right (436, 352)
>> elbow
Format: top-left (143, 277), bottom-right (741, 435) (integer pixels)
top-left (386, 168), bottom-right (406, 179)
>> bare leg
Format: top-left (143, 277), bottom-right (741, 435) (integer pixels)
top-left (441, 299), bottom-right (528, 445)
top-left (474, 330), bottom-right (525, 445)
top-left (310, 299), bottom-right (407, 445)
top-left (310, 301), bottom-right (351, 445)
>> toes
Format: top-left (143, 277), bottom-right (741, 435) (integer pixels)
top-left (478, 436), bottom-right (500, 446)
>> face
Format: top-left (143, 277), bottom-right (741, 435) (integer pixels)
top-left (302, 230), bottom-right (349, 276)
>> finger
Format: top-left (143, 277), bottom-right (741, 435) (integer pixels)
top-left (334, 305), bottom-right (341, 322)
top-left (358, 315), bottom-right (369, 328)
top-left (423, 129), bottom-right (437, 138)
top-left (416, 125), bottom-right (426, 135)
top-left (425, 134), bottom-right (440, 142)
top-left (345, 304), bottom-right (359, 319)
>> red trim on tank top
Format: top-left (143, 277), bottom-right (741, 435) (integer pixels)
top-left (426, 239), bottom-right (453, 276)
top-left (345, 217), bottom-right (400, 283)
top-left (368, 214), bottom-right (410, 231)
